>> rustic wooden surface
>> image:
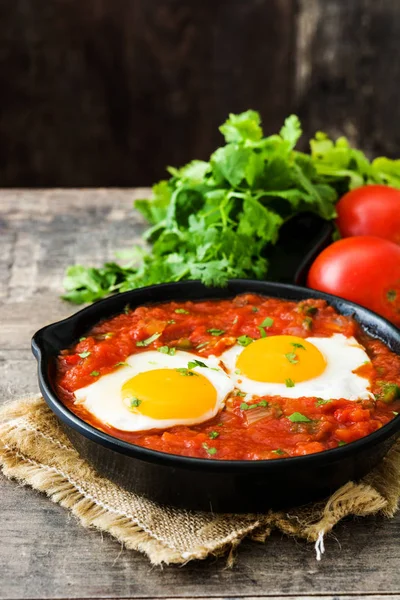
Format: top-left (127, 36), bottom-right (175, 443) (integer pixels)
top-left (1, 189), bottom-right (400, 600)
top-left (1, 0), bottom-right (400, 187)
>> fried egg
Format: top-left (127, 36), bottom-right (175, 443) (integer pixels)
top-left (73, 351), bottom-right (234, 431)
top-left (220, 334), bottom-right (373, 401)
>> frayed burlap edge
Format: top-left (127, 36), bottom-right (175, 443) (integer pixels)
top-left (0, 396), bottom-right (399, 565)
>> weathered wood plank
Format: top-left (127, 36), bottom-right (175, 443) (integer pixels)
top-left (1, 189), bottom-right (400, 599)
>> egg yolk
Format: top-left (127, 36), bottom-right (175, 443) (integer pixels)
top-left (236, 335), bottom-right (326, 383)
top-left (121, 369), bottom-right (217, 419)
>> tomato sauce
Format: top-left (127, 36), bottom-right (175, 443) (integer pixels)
top-left (56, 294), bottom-right (400, 460)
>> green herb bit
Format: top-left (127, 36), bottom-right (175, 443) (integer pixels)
top-left (90, 371), bottom-right (100, 377)
top-left (115, 361), bottom-right (129, 367)
top-left (288, 412), bottom-right (311, 423)
top-left (260, 317), bottom-right (274, 328)
top-left (196, 341), bottom-right (208, 350)
top-left (188, 359), bottom-right (208, 369)
top-left (136, 332), bottom-right (161, 347)
top-left (128, 397), bottom-right (142, 408)
top-left (380, 383), bottom-right (400, 403)
top-left (237, 335), bottom-right (253, 347)
top-left (236, 390), bottom-right (246, 397)
top-left (207, 328), bottom-right (225, 336)
top-left (240, 400), bottom-right (268, 411)
top-left (78, 351), bottom-right (91, 359)
top-left (285, 378), bottom-right (295, 388)
top-left (258, 326), bottom-right (267, 338)
top-left (393, 412), bottom-right (399, 416)
top-left (234, 368), bottom-right (241, 374)
top-left (387, 290), bottom-right (397, 302)
top-left (291, 342), bottom-right (305, 350)
top-left (285, 352), bottom-right (298, 364)
top-left (316, 398), bottom-right (332, 406)
top-left (202, 443), bottom-right (217, 456)
top-left (337, 440), bottom-right (347, 447)
top-left (303, 317), bottom-right (313, 331)
top-left (167, 319), bottom-right (176, 325)
top-left (272, 449), bottom-right (285, 456)
top-left (252, 307), bottom-right (259, 313)
top-left (158, 345), bottom-right (176, 356)
top-left (124, 304), bottom-right (130, 315)
top-left (209, 431), bottom-right (220, 439)
top-left (104, 332), bottom-right (114, 339)
top-left (175, 308), bottom-right (189, 314)
top-left (176, 368), bottom-right (197, 377)
top-left (79, 336), bottom-right (87, 342)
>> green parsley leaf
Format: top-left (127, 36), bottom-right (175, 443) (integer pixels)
top-left (337, 441), bottom-right (347, 447)
top-left (176, 368), bottom-right (197, 377)
top-left (303, 317), bottom-right (313, 331)
top-left (207, 328), bottom-right (225, 336)
top-left (202, 443), bottom-right (217, 456)
top-left (316, 398), bottom-right (332, 406)
top-left (291, 342), bottom-right (306, 350)
top-left (236, 390), bottom-right (246, 397)
top-left (196, 341), bottom-right (208, 349)
top-left (167, 319), bottom-right (176, 324)
top-left (285, 378), bottom-right (295, 388)
top-left (393, 411), bottom-right (399, 416)
top-left (79, 337), bottom-right (87, 342)
top-left (258, 326), bottom-right (267, 338)
top-left (209, 431), bottom-right (220, 439)
top-left (124, 304), bottom-right (130, 315)
top-left (136, 332), bottom-right (161, 347)
top-left (260, 317), bottom-right (274, 328)
top-left (188, 359), bottom-right (208, 369)
top-left (78, 351), bottom-right (91, 359)
top-left (272, 449), bottom-right (285, 456)
top-left (175, 308), bottom-right (190, 314)
top-left (158, 345), bottom-right (176, 355)
top-left (237, 335), bottom-right (253, 347)
top-left (128, 397), bottom-right (142, 408)
top-left (90, 371), bottom-right (100, 377)
top-left (240, 400), bottom-right (268, 411)
top-left (252, 306), bottom-right (259, 313)
top-left (288, 412), bottom-right (311, 423)
top-left (285, 352), bottom-right (298, 364)
top-left (114, 361), bottom-right (129, 367)
top-left (304, 305), bottom-right (318, 316)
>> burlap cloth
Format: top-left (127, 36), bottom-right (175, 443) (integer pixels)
top-left (1, 395), bottom-right (400, 565)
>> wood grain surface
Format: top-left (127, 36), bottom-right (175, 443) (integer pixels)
top-left (0, 189), bottom-right (399, 600)
top-left (1, 0), bottom-right (400, 187)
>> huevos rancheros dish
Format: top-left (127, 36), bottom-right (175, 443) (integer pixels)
top-left (56, 294), bottom-right (400, 460)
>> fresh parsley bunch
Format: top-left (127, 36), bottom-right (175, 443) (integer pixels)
top-left (63, 110), bottom-right (400, 304)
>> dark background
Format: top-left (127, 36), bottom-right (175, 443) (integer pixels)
top-left (0, 0), bottom-right (399, 187)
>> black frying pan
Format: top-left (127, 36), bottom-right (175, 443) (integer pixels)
top-left (32, 279), bottom-right (400, 513)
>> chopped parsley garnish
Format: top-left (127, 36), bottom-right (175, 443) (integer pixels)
top-left (303, 317), bottom-right (313, 331)
top-left (175, 308), bottom-right (189, 314)
top-left (387, 290), bottom-right (397, 302)
top-left (90, 371), bottom-right (100, 377)
top-left (236, 390), bottom-right (246, 397)
top-left (285, 352), bottom-right (298, 364)
top-left (240, 400), bottom-right (268, 411)
top-left (285, 378), bottom-right (295, 388)
top-left (104, 332), bottom-right (114, 339)
top-left (234, 368), bottom-right (241, 374)
top-left (158, 345), bottom-right (176, 355)
top-left (196, 341), bottom-right (208, 349)
top-left (272, 449), bottom-right (285, 455)
top-left (78, 351), bottom-right (91, 359)
top-left (202, 443), bottom-right (217, 455)
top-left (316, 398), bottom-right (332, 406)
top-left (304, 305), bottom-right (318, 316)
top-left (260, 317), bottom-right (274, 328)
top-left (393, 412), bottom-right (399, 416)
top-left (188, 359), bottom-right (208, 369)
top-left (258, 326), bottom-right (267, 338)
top-left (379, 382), bottom-right (400, 403)
top-left (128, 397), bottom-right (142, 408)
top-left (207, 328), bottom-right (225, 336)
top-left (291, 342), bottom-right (305, 350)
top-left (114, 361), bottom-right (129, 367)
top-left (237, 335), bottom-right (253, 347)
top-left (337, 440), bottom-right (347, 447)
top-left (252, 306), bottom-right (259, 313)
top-left (288, 412), bottom-right (311, 423)
top-left (167, 319), bottom-right (176, 325)
top-left (124, 304), bottom-right (130, 315)
top-left (79, 336), bottom-right (87, 342)
top-left (176, 368), bottom-right (198, 377)
top-left (136, 332), bottom-right (161, 347)
top-left (209, 431), bottom-right (220, 439)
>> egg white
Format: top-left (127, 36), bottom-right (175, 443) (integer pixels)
top-left (73, 350), bottom-right (234, 431)
top-left (220, 334), bottom-right (373, 401)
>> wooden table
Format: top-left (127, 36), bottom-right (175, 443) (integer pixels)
top-left (1, 189), bottom-right (399, 600)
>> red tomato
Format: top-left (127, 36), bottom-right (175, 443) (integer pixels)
top-left (307, 236), bottom-right (400, 326)
top-left (336, 184), bottom-right (400, 244)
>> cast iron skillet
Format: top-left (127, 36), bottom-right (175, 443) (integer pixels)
top-left (32, 280), bottom-right (400, 513)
